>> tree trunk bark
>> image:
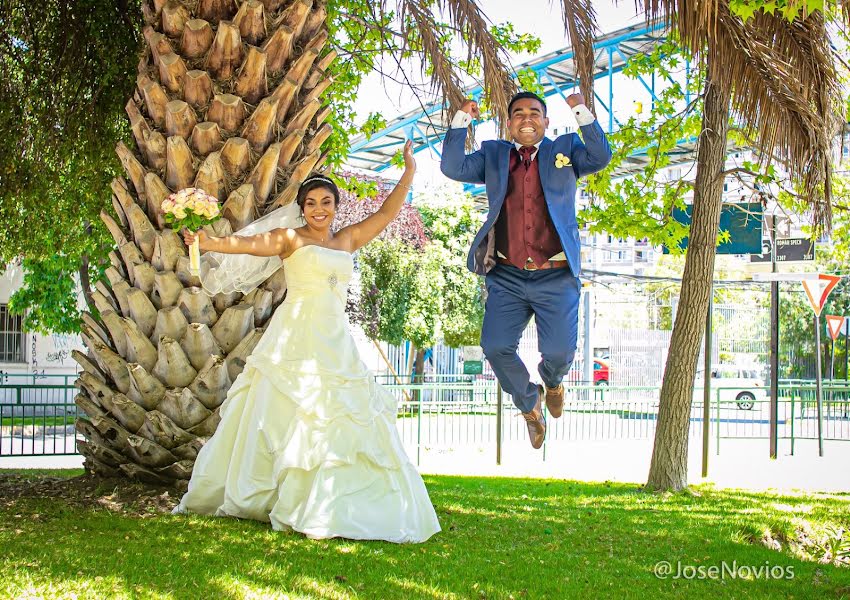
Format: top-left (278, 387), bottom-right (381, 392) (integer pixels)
top-left (645, 74), bottom-right (730, 492)
top-left (412, 347), bottom-right (426, 406)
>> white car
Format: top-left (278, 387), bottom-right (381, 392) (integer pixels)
top-left (693, 365), bottom-right (767, 410)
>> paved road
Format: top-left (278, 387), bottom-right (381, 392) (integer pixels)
top-left (2, 414), bottom-right (849, 493)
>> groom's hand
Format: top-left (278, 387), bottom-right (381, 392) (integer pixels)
top-left (459, 99), bottom-right (480, 120)
top-left (566, 93), bottom-right (585, 108)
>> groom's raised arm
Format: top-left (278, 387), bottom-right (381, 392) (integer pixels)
top-left (440, 104), bottom-right (485, 184)
top-left (567, 98), bottom-right (612, 178)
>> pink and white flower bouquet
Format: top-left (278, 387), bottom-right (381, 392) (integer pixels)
top-left (161, 187), bottom-right (221, 274)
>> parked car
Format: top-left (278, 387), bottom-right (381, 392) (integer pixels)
top-left (566, 358), bottom-right (610, 386)
top-left (693, 365), bottom-right (766, 410)
top-left (593, 358), bottom-right (610, 386)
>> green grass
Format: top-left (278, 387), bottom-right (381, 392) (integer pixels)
top-left (0, 416), bottom-right (74, 427)
top-left (1, 470), bottom-right (849, 599)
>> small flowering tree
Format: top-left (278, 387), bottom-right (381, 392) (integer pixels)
top-left (333, 171), bottom-right (427, 249)
top-left (347, 181), bottom-right (485, 387)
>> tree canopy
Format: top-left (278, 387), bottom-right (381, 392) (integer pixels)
top-left (0, 0), bottom-right (536, 331)
top-left (353, 189), bottom-right (484, 350)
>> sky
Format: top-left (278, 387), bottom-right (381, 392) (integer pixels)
top-left (350, 1), bottom-right (644, 120)
top-left (347, 1), bottom-right (658, 186)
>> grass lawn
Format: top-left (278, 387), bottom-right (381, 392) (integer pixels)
top-left (0, 470), bottom-right (848, 599)
top-left (0, 416), bottom-right (74, 427)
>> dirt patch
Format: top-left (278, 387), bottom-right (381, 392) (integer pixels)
top-left (0, 473), bottom-right (187, 517)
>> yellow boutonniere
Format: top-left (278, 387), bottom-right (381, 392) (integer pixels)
top-left (555, 153), bottom-right (571, 168)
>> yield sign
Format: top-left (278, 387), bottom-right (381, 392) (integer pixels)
top-left (826, 315), bottom-right (846, 341)
top-left (801, 274), bottom-right (842, 317)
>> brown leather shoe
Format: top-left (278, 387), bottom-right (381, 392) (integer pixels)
top-left (522, 386), bottom-right (546, 449)
top-left (544, 383), bottom-right (564, 418)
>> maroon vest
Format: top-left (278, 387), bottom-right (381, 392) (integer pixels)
top-left (495, 147), bottom-right (563, 268)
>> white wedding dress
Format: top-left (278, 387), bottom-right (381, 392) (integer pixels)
top-left (173, 245), bottom-right (441, 543)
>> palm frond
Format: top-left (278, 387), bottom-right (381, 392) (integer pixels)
top-left (834, 0), bottom-right (850, 25)
top-left (399, 0), bottom-right (516, 136)
top-left (559, 0), bottom-right (599, 110)
top-left (641, 0), bottom-right (843, 231)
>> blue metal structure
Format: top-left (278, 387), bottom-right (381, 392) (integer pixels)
top-left (345, 20), bottom-right (699, 188)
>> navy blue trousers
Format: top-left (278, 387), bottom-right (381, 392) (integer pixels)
top-left (481, 264), bottom-right (581, 413)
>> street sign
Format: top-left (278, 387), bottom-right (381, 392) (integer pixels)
top-left (666, 202), bottom-right (763, 254)
top-left (463, 360), bottom-right (483, 375)
top-left (462, 346), bottom-right (483, 361)
top-left (767, 215), bottom-right (792, 238)
top-left (826, 315), bottom-right (847, 341)
top-left (462, 346), bottom-right (484, 375)
top-left (802, 274), bottom-right (842, 317)
top-left (750, 238), bottom-right (815, 263)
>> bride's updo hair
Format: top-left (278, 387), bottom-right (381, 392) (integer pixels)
top-left (297, 174), bottom-right (340, 210)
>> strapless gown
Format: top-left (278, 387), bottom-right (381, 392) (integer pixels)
top-left (173, 245), bottom-right (441, 543)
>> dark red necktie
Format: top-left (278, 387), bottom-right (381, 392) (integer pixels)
top-left (519, 145), bottom-right (534, 168)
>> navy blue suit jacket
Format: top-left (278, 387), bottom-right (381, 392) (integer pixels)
top-left (440, 122), bottom-right (612, 276)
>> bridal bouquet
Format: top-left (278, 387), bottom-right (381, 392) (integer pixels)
top-left (161, 187), bottom-right (221, 274)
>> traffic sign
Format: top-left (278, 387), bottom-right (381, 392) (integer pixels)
top-left (826, 315), bottom-right (847, 340)
top-left (801, 274), bottom-right (842, 317)
top-left (463, 361), bottom-right (483, 375)
top-left (750, 238), bottom-right (815, 263)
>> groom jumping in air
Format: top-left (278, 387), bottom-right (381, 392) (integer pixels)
top-left (441, 91), bottom-right (611, 449)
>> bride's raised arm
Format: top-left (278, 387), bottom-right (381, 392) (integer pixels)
top-left (183, 227), bottom-right (293, 257)
top-left (340, 140), bottom-right (416, 251)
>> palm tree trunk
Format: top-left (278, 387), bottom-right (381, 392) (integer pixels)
top-left (646, 73), bottom-right (730, 491)
top-left (74, 0), bottom-right (336, 483)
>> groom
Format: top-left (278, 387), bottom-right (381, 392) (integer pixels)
top-left (441, 91), bottom-right (611, 449)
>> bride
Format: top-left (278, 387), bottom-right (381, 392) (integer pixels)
top-left (172, 141), bottom-right (440, 543)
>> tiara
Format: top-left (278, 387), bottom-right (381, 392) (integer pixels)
top-left (300, 175), bottom-right (334, 188)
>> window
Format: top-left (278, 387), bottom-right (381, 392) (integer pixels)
top-left (0, 305), bottom-right (25, 363)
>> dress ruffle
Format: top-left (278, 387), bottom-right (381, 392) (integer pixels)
top-left (174, 245), bottom-right (441, 543)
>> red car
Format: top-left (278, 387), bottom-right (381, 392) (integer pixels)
top-left (566, 358), bottom-right (610, 386)
top-left (593, 358), bottom-right (610, 386)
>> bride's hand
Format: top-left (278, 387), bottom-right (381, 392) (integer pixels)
top-left (182, 228), bottom-right (209, 250)
top-left (402, 140), bottom-right (416, 173)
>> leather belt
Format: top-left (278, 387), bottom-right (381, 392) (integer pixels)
top-left (497, 257), bottom-right (569, 271)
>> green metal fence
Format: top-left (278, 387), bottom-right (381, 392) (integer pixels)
top-left (0, 385), bottom-right (79, 457)
top-left (0, 373), bottom-right (78, 386)
top-left (1, 378), bottom-right (848, 461)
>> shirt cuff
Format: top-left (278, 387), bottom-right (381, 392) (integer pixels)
top-left (572, 104), bottom-right (596, 127)
top-left (450, 111), bottom-right (473, 129)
